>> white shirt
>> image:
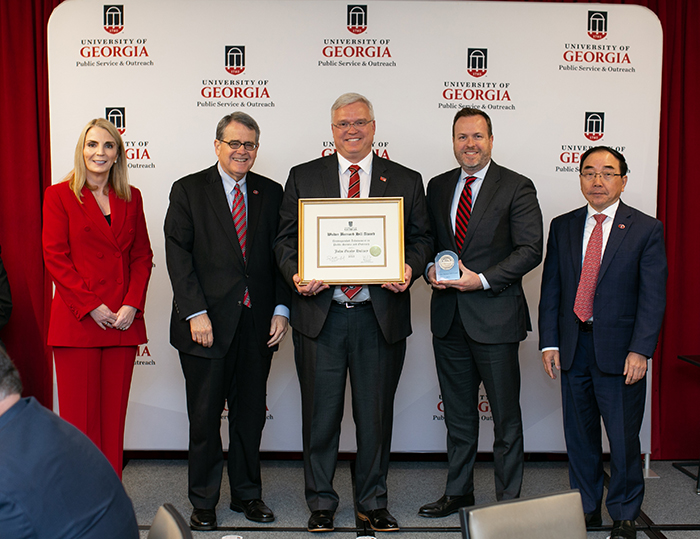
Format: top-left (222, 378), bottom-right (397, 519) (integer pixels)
top-left (333, 152), bottom-right (373, 303)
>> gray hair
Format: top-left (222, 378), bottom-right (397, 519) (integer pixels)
top-left (330, 93), bottom-right (375, 122)
top-left (0, 346), bottom-right (22, 400)
top-left (215, 112), bottom-right (260, 143)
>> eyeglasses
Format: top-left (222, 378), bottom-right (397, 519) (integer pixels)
top-left (580, 171), bottom-right (623, 181)
top-left (219, 139), bottom-right (258, 151)
top-left (332, 119), bottom-right (373, 130)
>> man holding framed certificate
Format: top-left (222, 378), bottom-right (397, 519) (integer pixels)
top-left (274, 93), bottom-right (432, 533)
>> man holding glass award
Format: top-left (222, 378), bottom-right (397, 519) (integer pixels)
top-left (420, 108), bottom-right (543, 517)
top-left (274, 93), bottom-right (432, 533)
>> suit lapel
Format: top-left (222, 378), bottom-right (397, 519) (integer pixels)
top-left (368, 154), bottom-right (389, 197)
top-left (203, 165), bottom-right (245, 265)
top-left (567, 206), bottom-right (588, 279)
top-left (598, 201), bottom-right (632, 283)
top-left (321, 155), bottom-right (342, 198)
top-left (109, 189), bottom-right (126, 240)
top-left (246, 172), bottom-right (263, 255)
top-left (81, 186), bottom-right (120, 249)
top-left (441, 169), bottom-right (461, 251)
top-left (461, 162), bottom-right (499, 253)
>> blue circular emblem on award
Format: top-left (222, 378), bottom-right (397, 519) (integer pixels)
top-left (435, 250), bottom-right (460, 281)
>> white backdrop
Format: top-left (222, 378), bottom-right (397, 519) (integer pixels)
top-left (47, 0), bottom-right (663, 453)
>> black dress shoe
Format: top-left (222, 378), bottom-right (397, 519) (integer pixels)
top-left (307, 510), bottom-right (335, 532)
top-left (585, 509), bottom-right (602, 527)
top-left (357, 508), bottom-right (399, 531)
top-left (418, 494), bottom-right (475, 518)
top-left (230, 497), bottom-right (275, 523)
top-left (611, 519), bottom-right (636, 539)
top-left (190, 508), bottom-right (217, 531)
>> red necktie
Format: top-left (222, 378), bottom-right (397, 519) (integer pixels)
top-left (232, 184), bottom-right (251, 307)
top-left (342, 165), bottom-right (361, 300)
top-left (573, 213), bottom-right (606, 322)
top-left (455, 176), bottom-right (477, 252)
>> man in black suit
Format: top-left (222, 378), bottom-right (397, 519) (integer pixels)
top-left (539, 147), bottom-right (667, 539)
top-left (419, 108), bottom-right (543, 518)
top-left (274, 93), bottom-right (432, 532)
top-left (165, 112), bottom-right (289, 531)
top-left (0, 244), bottom-right (11, 346)
top-left (0, 347), bottom-right (138, 539)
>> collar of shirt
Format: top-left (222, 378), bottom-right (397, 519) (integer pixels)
top-left (581, 199), bottom-right (620, 260)
top-left (450, 161), bottom-right (492, 230)
top-left (218, 162), bottom-right (247, 211)
top-left (337, 152), bottom-right (373, 198)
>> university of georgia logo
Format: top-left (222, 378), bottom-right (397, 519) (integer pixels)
top-left (588, 11), bottom-right (607, 40)
top-left (106, 107), bottom-right (126, 135)
top-left (466, 48), bottom-right (487, 78)
top-left (225, 46), bottom-right (245, 75)
top-left (584, 112), bottom-right (604, 141)
top-left (347, 5), bottom-right (367, 35)
top-left (103, 5), bottom-right (124, 35)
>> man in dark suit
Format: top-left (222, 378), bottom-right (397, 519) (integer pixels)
top-left (0, 347), bottom-right (138, 539)
top-left (419, 108), bottom-right (543, 518)
top-left (274, 93), bottom-right (432, 533)
top-left (165, 112), bottom-right (289, 531)
top-left (0, 244), bottom-right (10, 346)
top-left (539, 146), bottom-right (667, 539)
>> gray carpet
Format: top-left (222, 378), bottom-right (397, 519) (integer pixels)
top-left (122, 459), bottom-right (700, 538)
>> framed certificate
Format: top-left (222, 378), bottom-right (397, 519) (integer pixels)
top-left (299, 197), bottom-right (405, 285)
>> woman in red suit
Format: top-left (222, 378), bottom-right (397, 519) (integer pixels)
top-left (42, 118), bottom-right (153, 478)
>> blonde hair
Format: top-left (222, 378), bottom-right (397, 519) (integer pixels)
top-left (66, 118), bottom-right (131, 202)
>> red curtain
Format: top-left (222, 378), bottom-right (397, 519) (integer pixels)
top-left (1, 0), bottom-right (698, 458)
top-left (0, 0), bottom-right (63, 406)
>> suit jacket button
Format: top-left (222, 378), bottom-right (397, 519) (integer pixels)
top-left (237, 301), bottom-right (242, 306)
top-left (84, 226), bottom-right (91, 232)
top-left (97, 252), bottom-right (104, 258)
top-left (116, 278), bottom-right (123, 284)
top-left (114, 252), bottom-right (122, 258)
top-left (100, 278), bottom-right (106, 284)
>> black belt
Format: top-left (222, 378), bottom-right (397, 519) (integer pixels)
top-left (577, 319), bottom-right (593, 332)
top-left (333, 299), bottom-right (372, 308)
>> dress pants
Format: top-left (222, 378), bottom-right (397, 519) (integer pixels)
top-left (562, 329), bottom-right (646, 520)
top-left (293, 302), bottom-right (406, 512)
top-left (53, 345), bottom-right (137, 478)
top-left (433, 310), bottom-right (523, 500)
top-left (180, 307), bottom-right (272, 509)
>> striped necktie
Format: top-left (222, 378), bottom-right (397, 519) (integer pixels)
top-left (232, 184), bottom-right (251, 307)
top-left (342, 165), bottom-right (361, 300)
top-left (455, 176), bottom-right (477, 252)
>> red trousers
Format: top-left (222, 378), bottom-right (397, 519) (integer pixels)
top-left (53, 346), bottom-right (136, 479)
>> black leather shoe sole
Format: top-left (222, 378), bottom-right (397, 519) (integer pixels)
top-left (230, 499), bottom-right (275, 523)
top-left (308, 510), bottom-right (335, 532)
top-left (190, 509), bottom-right (217, 531)
top-left (357, 509), bottom-right (400, 532)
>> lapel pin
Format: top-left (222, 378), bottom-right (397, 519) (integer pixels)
top-left (380, 176), bottom-right (387, 182)
top-left (618, 224), bottom-right (625, 229)
top-left (252, 189), bottom-right (259, 195)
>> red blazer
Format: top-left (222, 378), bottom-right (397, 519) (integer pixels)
top-left (43, 181), bottom-right (153, 347)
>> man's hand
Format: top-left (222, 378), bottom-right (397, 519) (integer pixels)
top-left (382, 264), bottom-right (412, 293)
top-left (623, 352), bottom-right (648, 385)
top-left (293, 273), bottom-right (330, 296)
top-left (89, 304), bottom-right (117, 330)
top-left (427, 264), bottom-right (447, 290)
top-left (441, 261), bottom-right (483, 292)
top-left (542, 349), bottom-right (561, 380)
top-left (267, 315), bottom-right (289, 347)
top-left (190, 313), bottom-right (213, 348)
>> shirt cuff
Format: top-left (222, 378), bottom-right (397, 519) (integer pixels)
top-left (478, 273), bottom-right (490, 290)
top-left (273, 305), bottom-right (290, 319)
top-left (186, 310), bottom-right (207, 321)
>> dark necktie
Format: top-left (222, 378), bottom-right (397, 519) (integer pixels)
top-left (573, 213), bottom-right (606, 322)
top-left (455, 176), bottom-right (477, 252)
top-left (342, 165), bottom-right (361, 300)
top-left (232, 184), bottom-right (251, 307)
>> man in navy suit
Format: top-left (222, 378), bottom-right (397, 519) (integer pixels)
top-left (165, 112), bottom-right (289, 531)
top-left (539, 146), bottom-right (667, 539)
top-left (0, 347), bottom-right (138, 539)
